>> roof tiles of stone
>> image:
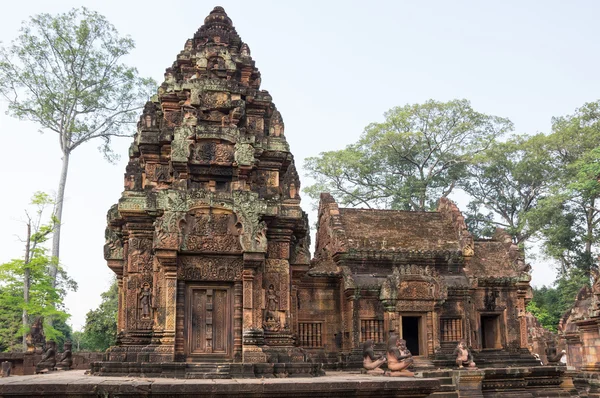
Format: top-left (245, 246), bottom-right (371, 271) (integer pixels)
top-left (468, 240), bottom-right (517, 278)
top-left (337, 208), bottom-right (460, 251)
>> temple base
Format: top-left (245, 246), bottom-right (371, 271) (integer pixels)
top-left (90, 361), bottom-right (323, 378)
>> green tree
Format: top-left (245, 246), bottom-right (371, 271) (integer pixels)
top-left (304, 99), bottom-right (512, 210)
top-left (462, 134), bottom-right (554, 244)
top-left (531, 101), bottom-right (600, 277)
top-left (528, 268), bottom-right (590, 331)
top-left (0, 8), bottom-right (156, 286)
top-left (0, 193), bottom-right (77, 351)
top-left (80, 279), bottom-right (117, 351)
top-left (0, 287), bottom-right (22, 352)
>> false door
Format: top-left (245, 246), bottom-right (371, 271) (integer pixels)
top-left (185, 284), bottom-right (233, 359)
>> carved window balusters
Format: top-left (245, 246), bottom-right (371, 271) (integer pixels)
top-left (360, 319), bottom-right (384, 343)
top-left (298, 322), bottom-right (322, 348)
top-left (440, 318), bottom-right (463, 342)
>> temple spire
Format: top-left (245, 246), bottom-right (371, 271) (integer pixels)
top-left (194, 5), bottom-right (242, 50)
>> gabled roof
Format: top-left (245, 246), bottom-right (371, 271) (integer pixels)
top-left (338, 208), bottom-right (461, 251)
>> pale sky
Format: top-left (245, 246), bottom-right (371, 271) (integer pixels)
top-left (1, 0), bottom-right (599, 330)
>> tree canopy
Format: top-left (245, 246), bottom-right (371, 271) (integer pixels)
top-left (305, 98), bottom-right (600, 331)
top-left (304, 99), bottom-right (513, 210)
top-left (78, 279), bottom-right (117, 351)
top-left (0, 8), bottom-right (156, 285)
top-left (462, 134), bottom-right (554, 245)
top-left (0, 192), bottom-right (76, 351)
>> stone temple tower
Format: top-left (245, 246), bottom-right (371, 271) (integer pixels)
top-left (99, 6), bottom-right (313, 376)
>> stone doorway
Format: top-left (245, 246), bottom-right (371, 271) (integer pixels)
top-left (481, 314), bottom-right (501, 349)
top-left (401, 316), bottom-right (421, 356)
top-left (185, 284), bottom-right (233, 360)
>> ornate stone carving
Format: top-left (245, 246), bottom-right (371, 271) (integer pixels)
top-left (177, 256), bottom-right (243, 281)
top-left (269, 110), bottom-right (284, 137)
top-left (104, 227), bottom-right (124, 261)
top-left (379, 265), bottom-right (447, 306)
top-left (233, 191), bottom-right (267, 253)
top-left (154, 212), bottom-right (184, 250)
top-left (182, 212), bottom-right (242, 252)
top-left (146, 163), bottom-right (171, 183)
top-left (35, 340), bottom-right (56, 373)
top-left (234, 142), bottom-right (254, 166)
top-left (484, 288), bottom-right (499, 311)
top-left (139, 283), bottom-right (153, 320)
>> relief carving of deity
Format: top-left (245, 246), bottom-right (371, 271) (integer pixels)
top-left (139, 283), bottom-right (153, 319)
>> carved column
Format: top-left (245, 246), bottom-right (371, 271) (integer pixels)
top-left (155, 250), bottom-right (178, 350)
top-left (117, 276), bottom-right (124, 332)
top-left (263, 227), bottom-right (294, 346)
top-left (516, 282), bottom-right (529, 349)
top-left (122, 220), bottom-right (154, 344)
top-left (234, 280), bottom-right (243, 361)
top-left (242, 252), bottom-right (266, 363)
top-left (242, 268), bottom-right (255, 329)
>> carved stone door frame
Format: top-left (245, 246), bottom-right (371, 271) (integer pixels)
top-left (185, 283), bottom-right (234, 361)
top-left (397, 312), bottom-right (429, 357)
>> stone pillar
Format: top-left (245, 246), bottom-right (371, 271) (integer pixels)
top-left (155, 249), bottom-right (178, 354)
top-left (116, 276), bottom-right (124, 332)
top-left (234, 280), bottom-right (243, 361)
top-left (263, 228), bottom-right (295, 347)
top-left (579, 318), bottom-right (600, 372)
top-left (516, 282), bottom-right (529, 349)
top-left (426, 311), bottom-right (434, 356)
top-left (242, 252), bottom-right (266, 363)
top-left (242, 268), bottom-right (255, 330)
top-left (123, 223), bottom-right (154, 345)
top-left (452, 369), bottom-right (484, 397)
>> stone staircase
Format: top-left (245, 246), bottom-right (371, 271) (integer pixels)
top-left (420, 370), bottom-right (457, 398)
top-left (185, 363), bottom-right (232, 379)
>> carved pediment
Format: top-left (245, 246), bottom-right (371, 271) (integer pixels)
top-left (379, 265), bottom-right (448, 309)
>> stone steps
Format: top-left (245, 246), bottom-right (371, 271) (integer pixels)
top-left (185, 363), bottom-right (232, 379)
top-left (421, 370), bottom-right (457, 398)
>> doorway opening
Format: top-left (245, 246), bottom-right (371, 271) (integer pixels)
top-left (185, 284), bottom-right (233, 360)
top-left (481, 314), bottom-right (501, 349)
top-left (401, 316), bottom-right (420, 356)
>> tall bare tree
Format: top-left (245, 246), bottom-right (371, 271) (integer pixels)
top-left (0, 8), bottom-right (155, 285)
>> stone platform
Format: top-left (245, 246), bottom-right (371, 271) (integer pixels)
top-left (0, 370), bottom-right (441, 397)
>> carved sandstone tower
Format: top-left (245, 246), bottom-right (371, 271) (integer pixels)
top-left (102, 6), bottom-right (310, 373)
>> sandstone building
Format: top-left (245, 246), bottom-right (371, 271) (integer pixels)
top-left (97, 6), bottom-right (536, 377)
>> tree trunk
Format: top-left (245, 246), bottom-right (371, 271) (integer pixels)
top-left (50, 150), bottom-right (70, 288)
top-left (22, 222), bottom-right (31, 351)
top-left (584, 199), bottom-right (595, 278)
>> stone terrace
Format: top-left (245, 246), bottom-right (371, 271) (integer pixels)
top-left (0, 370), bottom-right (440, 397)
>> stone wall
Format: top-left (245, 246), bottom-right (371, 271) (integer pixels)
top-left (0, 352), bottom-right (104, 375)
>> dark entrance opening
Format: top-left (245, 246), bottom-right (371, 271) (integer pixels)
top-left (481, 315), bottom-right (500, 349)
top-left (402, 316), bottom-right (420, 356)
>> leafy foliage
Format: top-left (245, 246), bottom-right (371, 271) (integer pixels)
top-left (79, 279), bottom-right (117, 351)
top-left (0, 192), bottom-right (76, 351)
top-left (530, 101), bottom-right (600, 277)
top-left (0, 8), bottom-right (156, 284)
top-left (462, 134), bottom-right (554, 243)
top-left (528, 269), bottom-right (590, 331)
top-left (304, 99), bottom-right (513, 210)
top-left (0, 7), bottom-right (156, 161)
